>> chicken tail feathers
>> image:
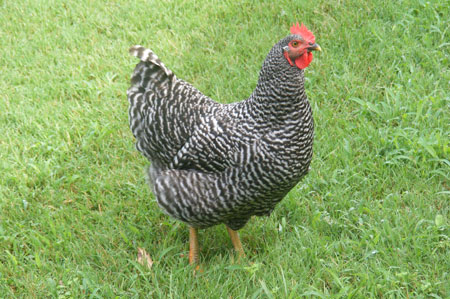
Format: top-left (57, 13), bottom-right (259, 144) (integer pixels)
top-left (129, 45), bottom-right (173, 78)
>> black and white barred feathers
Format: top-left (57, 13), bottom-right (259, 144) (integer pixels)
top-left (127, 35), bottom-right (314, 230)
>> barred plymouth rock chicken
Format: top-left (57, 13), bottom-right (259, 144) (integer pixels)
top-left (127, 23), bottom-right (321, 264)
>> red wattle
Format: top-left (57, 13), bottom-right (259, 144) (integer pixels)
top-left (295, 52), bottom-right (313, 69)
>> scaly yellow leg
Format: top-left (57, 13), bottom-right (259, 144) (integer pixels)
top-left (189, 227), bottom-right (199, 265)
top-left (226, 226), bottom-right (245, 258)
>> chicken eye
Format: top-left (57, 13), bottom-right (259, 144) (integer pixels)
top-left (291, 41), bottom-right (299, 47)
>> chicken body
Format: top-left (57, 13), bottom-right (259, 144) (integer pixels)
top-left (128, 35), bottom-right (314, 231)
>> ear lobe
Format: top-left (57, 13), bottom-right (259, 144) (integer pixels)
top-left (283, 51), bottom-right (294, 66)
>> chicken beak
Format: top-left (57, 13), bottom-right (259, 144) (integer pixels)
top-left (307, 43), bottom-right (322, 52)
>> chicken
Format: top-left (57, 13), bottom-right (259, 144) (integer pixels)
top-left (127, 23), bottom-right (321, 264)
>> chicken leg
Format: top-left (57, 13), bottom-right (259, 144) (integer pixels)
top-left (189, 226), bottom-right (245, 264)
top-left (226, 226), bottom-right (245, 258)
top-left (189, 227), bottom-right (199, 265)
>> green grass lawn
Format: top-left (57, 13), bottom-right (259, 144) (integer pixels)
top-left (1, 0), bottom-right (449, 297)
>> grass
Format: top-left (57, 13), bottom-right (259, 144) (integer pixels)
top-left (0, 0), bottom-right (449, 297)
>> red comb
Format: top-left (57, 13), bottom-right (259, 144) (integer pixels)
top-left (290, 22), bottom-right (315, 43)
